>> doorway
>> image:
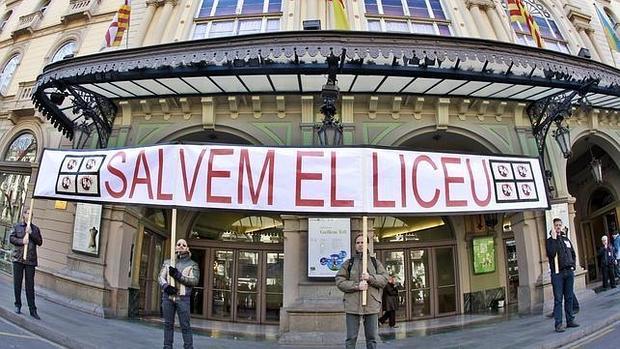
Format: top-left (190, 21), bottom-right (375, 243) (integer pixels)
top-left (138, 230), bottom-right (165, 316)
top-left (503, 239), bottom-right (519, 305)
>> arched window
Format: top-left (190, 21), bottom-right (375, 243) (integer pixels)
top-left (373, 216), bottom-right (453, 242)
top-left (193, 0), bottom-right (282, 39)
top-left (4, 133), bottom-right (37, 162)
top-left (0, 54), bottom-right (21, 96)
top-left (51, 41), bottom-right (77, 63)
top-left (364, 0), bottom-right (452, 36)
top-left (505, 0), bottom-right (569, 53)
top-left (0, 10), bottom-right (12, 31)
top-left (191, 213), bottom-right (283, 243)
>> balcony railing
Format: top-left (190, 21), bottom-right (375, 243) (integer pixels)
top-left (7, 81), bottom-right (37, 121)
top-left (11, 11), bottom-right (42, 38)
top-left (61, 0), bottom-right (100, 24)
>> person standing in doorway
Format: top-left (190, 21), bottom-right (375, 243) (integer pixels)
top-left (378, 274), bottom-right (399, 328)
top-left (336, 233), bottom-right (389, 349)
top-left (598, 235), bottom-right (617, 289)
top-left (9, 207), bottom-right (43, 319)
top-left (158, 239), bottom-right (200, 349)
top-left (546, 218), bottom-right (579, 333)
top-left (612, 230), bottom-right (620, 279)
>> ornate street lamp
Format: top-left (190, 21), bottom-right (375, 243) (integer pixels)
top-left (589, 147), bottom-right (603, 183)
top-left (552, 122), bottom-right (572, 158)
top-left (315, 54), bottom-right (343, 146)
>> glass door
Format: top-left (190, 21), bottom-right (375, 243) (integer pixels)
top-left (190, 249), bottom-right (206, 315)
top-left (504, 239), bottom-right (519, 305)
top-left (211, 250), bottom-right (234, 320)
top-left (264, 252), bottom-right (284, 323)
top-left (410, 249), bottom-right (431, 318)
top-left (236, 251), bottom-right (259, 322)
top-left (434, 247), bottom-right (457, 315)
top-left (138, 230), bottom-right (165, 316)
top-left (381, 251), bottom-right (407, 320)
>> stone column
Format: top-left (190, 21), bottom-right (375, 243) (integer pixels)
top-left (135, 1), bottom-right (159, 47)
top-left (566, 6), bottom-right (602, 61)
top-left (484, 1), bottom-right (510, 42)
top-left (466, 0), bottom-right (495, 40)
top-left (586, 30), bottom-right (613, 65)
top-left (575, 24), bottom-right (601, 61)
top-left (511, 210), bottom-right (545, 314)
top-left (454, 0), bottom-right (479, 37)
top-left (149, 0), bottom-right (177, 45)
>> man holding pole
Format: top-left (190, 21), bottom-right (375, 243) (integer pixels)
top-left (546, 218), bottom-right (579, 333)
top-left (9, 206), bottom-right (43, 319)
top-left (336, 232), bottom-right (388, 349)
top-left (158, 238), bottom-right (200, 349)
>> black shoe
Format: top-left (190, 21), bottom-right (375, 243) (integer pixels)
top-left (566, 322), bottom-right (580, 328)
top-left (30, 310), bottom-right (41, 320)
top-left (390, 325), bottom-right (399, 328)
top-left (555, 325), bottom-right (565, 333)
top-left (14, 306), bottom-right (21, 314)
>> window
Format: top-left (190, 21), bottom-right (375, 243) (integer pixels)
top-left (504, 0), bottom-right (569, 53)
top-left (4, 133), bottom-right (37, 162)
top-left (0, 54), bottom-right (20, 96)
top-left (51, 41), bottom-right (76, 63)
top-left (194, 0), bottom-right (282, 39)
top-left (363, 0), bottom-right (451, 36)
top-left (0, 11), bottom-right (12, 31)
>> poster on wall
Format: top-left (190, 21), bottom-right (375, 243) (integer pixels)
top-left (308, 218), bottom-right (351, 278)
top-left (472, 236), bottom-right (495, 274)
top-left (545, 203), bottom-right (570, 238)
top-left (72, 203), bottom-right (103, 256)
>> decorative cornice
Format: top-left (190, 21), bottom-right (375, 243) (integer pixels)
top-left (466, 0), bottom-right (495, 10)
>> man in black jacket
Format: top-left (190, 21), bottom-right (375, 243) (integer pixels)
top-left (9, 207), bottom-right (43, 319)
top-left (546, 218), bottom-right (579, 333)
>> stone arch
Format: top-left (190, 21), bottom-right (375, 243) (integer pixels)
top-left (391, 125), bottom-right (508, 154)
top-left (43, 30), bottom-right (84, 64)
top-left (0, 121), bottom-right (45, 162)
top-left (144, 123), bottom-right (262, 146)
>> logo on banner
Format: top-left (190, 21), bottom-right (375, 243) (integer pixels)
top-left (490, 160), bottom-right (538, 203)
top-left (56, 155), bottom-right (106, 197)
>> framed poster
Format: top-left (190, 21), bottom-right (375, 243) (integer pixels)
top-left (308, 218), bottom-right (350, 278)
top-left (472, 236), bottom-right (495, 274)
top-left (72, 203), bottom-right (102, 256)
top-left (545, 203), bottom-right (570, 239)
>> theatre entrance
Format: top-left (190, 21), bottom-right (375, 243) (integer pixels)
top-left (374, 216), bottom-right (458, 320)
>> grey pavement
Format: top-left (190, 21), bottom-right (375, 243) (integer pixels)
top-left (0, 316), bottom-right (65, 349)
top-left (579, 320), bottom-right (620, 349)
top-left (1, 272), bottom-right (620, 349)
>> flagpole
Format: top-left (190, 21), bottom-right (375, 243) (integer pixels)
top-left (125, 0), bottom-right (130, 49)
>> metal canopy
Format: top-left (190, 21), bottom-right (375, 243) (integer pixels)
top-left (32, 31), bottom-right (620, 147)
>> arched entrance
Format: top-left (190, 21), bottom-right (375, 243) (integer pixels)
top-left (374, 216), bottom-right (457, 320)
top-left (188, 212), bottom-right (284, 324)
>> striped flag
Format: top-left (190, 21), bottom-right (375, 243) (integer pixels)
top-left (507, 0), bottom-right (543, 48)
top-left (594, 4), bottom-right (620, 51)
top-left (329, 0), bottom-right (349, 30)
top-left (104, 1), bottom-right (131, 48)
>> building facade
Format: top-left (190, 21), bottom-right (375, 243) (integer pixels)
top-left (1, 0), bottom-right (620, 344)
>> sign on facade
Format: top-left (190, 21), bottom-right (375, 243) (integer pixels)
top-left (72, 203), bottom-right (102, 256)
top-left (307, 218), bottom-right (351, 278)
top-left (34, 144), bottom-right (549, 214)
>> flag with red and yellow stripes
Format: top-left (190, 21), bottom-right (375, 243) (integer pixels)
top-left (104, 1), bottom-right (131, 48)
top-left (507, 0), bottom-right (543, 48)
top-left (329, 0), bottom-right (349, 30)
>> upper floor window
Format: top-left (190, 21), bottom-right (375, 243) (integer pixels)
top-left (194, 0), bottom-right (282, 39)
top-left (51, 41), bottom-right (77, 63)
top-left (505, 0), bottom-right (569, 53)
top-left (0, 11), bottom-right (12, 31)
top-left (364, 0), bottom-right (451, 36)
top-left (0, 54), bottom-right (20, 96)
top-left (4, 133), bottom-right (37, 162)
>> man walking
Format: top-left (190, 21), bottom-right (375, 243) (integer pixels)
top-left (336, 233), bottom-right (388, 349)
top-left (158, 239), bottom-right (200, 349)
top-left (546, 218), bottom-right (579, 333)
top-left (9, 207), bottom-right (43, 319)
top-left (598, 235), bottom-right (617, 289)
top-left (612, 230), bottom-right (620, 278)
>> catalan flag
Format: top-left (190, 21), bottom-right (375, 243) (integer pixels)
top-left (329, 0), bottom-right (349, 30)
top-left (104, 1), bottom-right (131, 48)
top-left (507, 0), bottom-right (544, 48)
top-left (595, 4), bottom-right (620, 52)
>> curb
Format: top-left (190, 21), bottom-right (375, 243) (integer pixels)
top-left (0, 304), bottom-right (97, 349)
top-left (540, 312), bottom-right (620, 349)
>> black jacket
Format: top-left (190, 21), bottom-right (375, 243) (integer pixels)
top-left (382, 282), bottom-right (399, 312)
top-left (9, 222), bottom-right (43, 266)
top-left (546, 235), bottom-right (576, 274)
top-left (598, 245), bottom-right (616, 267)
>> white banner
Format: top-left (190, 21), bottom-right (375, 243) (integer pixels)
top-left (308, 218), bottom-right (351, 278)
top-left (34, 144), bottom-right (549, 214)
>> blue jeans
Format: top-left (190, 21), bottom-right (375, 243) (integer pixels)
top-left (162, 296), bottom-right (193, 349)
top-left (345, 313), bottom-right (379, 349)
top-left (551, 269), bottom-right (575, 328)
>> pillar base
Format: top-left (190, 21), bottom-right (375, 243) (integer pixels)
top-left (279, 301), bottom-right (345, 346)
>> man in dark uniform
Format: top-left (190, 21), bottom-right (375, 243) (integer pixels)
top-left (9, 207), bottom-right (43, 319)
top-left (546, 218), bottom-right (579, 333)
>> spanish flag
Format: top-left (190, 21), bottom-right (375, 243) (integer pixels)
top-left (104, 1), bottom-right (131, 47)
top-left (507, 0), bottom-right (543, 48)
top-left (595, 4), bottom-right (620, 51)
top-left (329, 0), bottom-right (349, 30)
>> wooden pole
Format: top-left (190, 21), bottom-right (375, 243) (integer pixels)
top-left (22, 198), bottom-right (34, 260)
top-left (362, 216), bottom-right (368, 306)
top-left (169, 208), bottom-right (177, 288)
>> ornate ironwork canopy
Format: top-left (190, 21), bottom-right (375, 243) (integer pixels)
top-left (32, 30), bottom-right (620, 148)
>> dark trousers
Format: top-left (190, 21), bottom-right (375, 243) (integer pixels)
top-left (13, 262), bottom-right (36, 310)
top-left (379, 310), bottom-right (396, 327)
top-left (346, 313), bottom-right (379, 349)
top-left (551, 269), bottom-right (575, 328)
top-left (162, 296), bottom-right (193, 349)
top-left (601, 265), bottom-right (617, 288)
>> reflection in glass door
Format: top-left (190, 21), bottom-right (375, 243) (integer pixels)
top-left (410, 249), bottom-right (431, 318)
top-left (212, 250), bottom-right (233, 320)
top-left (382, 251), bottom-right (406, 320)
top-left (265, 252), bottom-right (284, 322)
top-left (237, 251), bottom-right (259, 321)
top-left (435, 248), bottom-right (456, 315)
